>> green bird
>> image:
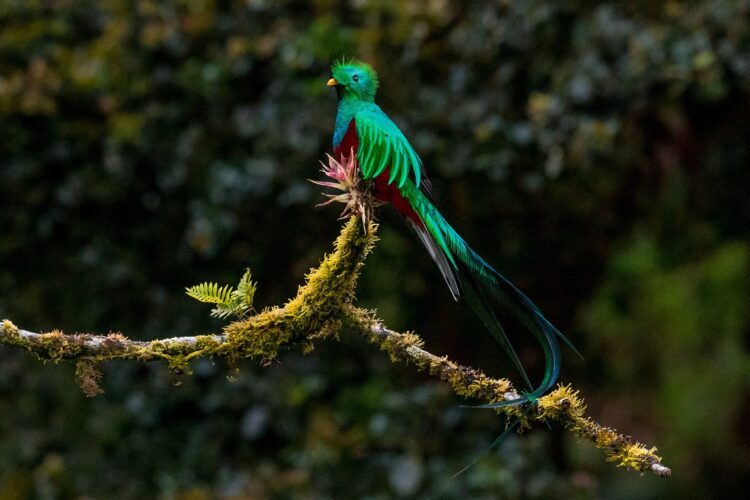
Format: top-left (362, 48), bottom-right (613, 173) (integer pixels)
top-left (327, 57), bottom-right (578, 408)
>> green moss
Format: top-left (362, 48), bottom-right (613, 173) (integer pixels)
top-left (537, 385), bottom-right (586, 422)
top-left (122, 335), bottom-right (229, 375)
top-left (1, 319), bottom-right (20, 338)
top-left (353, 310), bottom-right (514, 405)
top-left (193, 335), bottom-right (224, 351)
top-left (224, 216), bottom-right (377, 362)
top-left (36, 330), bottom-right (86, 362)
top-left (224, 307), bottom-right (292, 362)
top-left (612, 443), bottom-right (662, 472)
top-left (377, 331), bottom-right (424, 362)
top-left (536, 385), bottom-right (663, 473)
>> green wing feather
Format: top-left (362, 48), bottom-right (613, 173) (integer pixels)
top-left (355, 106), bottom-right (422, 188)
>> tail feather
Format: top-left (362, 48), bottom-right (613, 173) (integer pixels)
top-left (405, 217), bottom-right (534, 392)
top-left (451, 414), bottom-right (522, 478)
top-left (457, 262), bottom-right (534, 392)
top-left (400, 180), bottom-right (576, 405)
top-left (406, 219), bottom-right (461, 300)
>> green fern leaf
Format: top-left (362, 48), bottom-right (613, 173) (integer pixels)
top-left (210, 303), bottom-right (243, 319)
top-left (187, 270), bottom-right (257, 320)
top-left (185, 282), bottom-right (234, 305)
top-left (233, 268), bottom-right (257, 310)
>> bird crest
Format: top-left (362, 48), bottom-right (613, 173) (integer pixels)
top-left (330, 57), bottom-right (379, 101)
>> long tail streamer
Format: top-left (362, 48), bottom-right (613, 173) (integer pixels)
top-left (400, 180), bottom-right (580, 407)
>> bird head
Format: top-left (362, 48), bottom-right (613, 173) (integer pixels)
top-left (328, 57), bottom-right (379, 102)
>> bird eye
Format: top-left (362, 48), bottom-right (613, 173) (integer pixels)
top-left (352, 74), bottom-right (359, 82)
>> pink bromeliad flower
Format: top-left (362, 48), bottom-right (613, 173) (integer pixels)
top-left (309, 149), bottom-right (377, 230)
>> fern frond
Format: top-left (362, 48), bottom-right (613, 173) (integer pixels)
top-left (233, 268), bottom-right (257, 311)
top-left (211, 303), bottom-right (243, 320)
top-left (185, 282), bottom-right (234, 305)
top-left (187, 270), bottom-right (258, 320)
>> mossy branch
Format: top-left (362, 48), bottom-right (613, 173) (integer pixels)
top-left (0, 216), bottom-right (670, 477)
top-left (345, 310), bottom-right (671, 478)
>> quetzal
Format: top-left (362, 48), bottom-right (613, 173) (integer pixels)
top-left (326, 58), bottom-right (577, 408)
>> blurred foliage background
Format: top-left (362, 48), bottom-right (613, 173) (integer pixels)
top-left (1, 0), bottom-right (749, 498)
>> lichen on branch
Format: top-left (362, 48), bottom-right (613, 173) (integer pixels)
top-left (0, 216), bottom-right (670, 477)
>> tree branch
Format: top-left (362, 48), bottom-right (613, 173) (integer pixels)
top-left (345, 310), bottom-right (671, 477)
top-left (0, 216), bottom-right (670, 477)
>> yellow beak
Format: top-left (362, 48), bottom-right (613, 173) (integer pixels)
top-left (327, 77), bottom-right (338, 87)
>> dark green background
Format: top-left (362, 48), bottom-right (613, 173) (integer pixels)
top-left (1, 1), bottom-right (748, 498)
